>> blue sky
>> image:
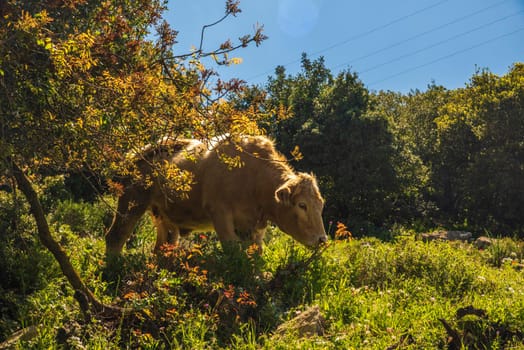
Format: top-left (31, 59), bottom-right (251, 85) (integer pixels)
top-left (165, 0), bottom-right (524, 93)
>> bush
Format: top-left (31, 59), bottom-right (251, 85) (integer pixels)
top-left (2, 194), bottom-right (524, 349)
top-left (50, 199), bottom-right (113, 237)
top-left (483, 237), bottom-right (524, 268)
top-left (0, 191), bottom-right (58, 341)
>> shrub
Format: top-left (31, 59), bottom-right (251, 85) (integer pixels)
top-left (50, 199), bottom-right (113, 237)
top-left (0, 191), bottom-right (58, 341)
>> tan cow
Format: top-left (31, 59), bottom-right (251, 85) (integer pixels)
top-left (105, 135), bottom-right (328, 254)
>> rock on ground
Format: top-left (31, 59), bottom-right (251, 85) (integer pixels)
top-left (273, 305), bottom-right (326, 338)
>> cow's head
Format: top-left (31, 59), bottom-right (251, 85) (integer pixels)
top-left (274, 173), bottom-right (328, 247)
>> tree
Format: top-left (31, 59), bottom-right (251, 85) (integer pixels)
top-left (435, 64), bottom-right (524, 234)
top-left (374, 86), bottom-right (451, 225)
top-left (265, 54), bottom-right (332, 155)
top-left (0, 0), bottom-right (266, 316)
top-left (380, 65), bottom-right (524, 234)
top-left (262, 56), bottom-right (399, 230)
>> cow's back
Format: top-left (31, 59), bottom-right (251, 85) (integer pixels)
top-left (157, 135), bottom-right (289, 233)
top-left (197, 136), bottom-right (290, 232)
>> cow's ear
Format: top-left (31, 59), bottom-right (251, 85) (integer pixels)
top-left (275, 185), bottom-right (292, 205)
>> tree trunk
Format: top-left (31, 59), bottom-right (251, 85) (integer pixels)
top-left (9, 159), bottom-right (122, 317)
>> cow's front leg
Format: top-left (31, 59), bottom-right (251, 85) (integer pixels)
top-left (249, 228), bottom-right (265, 253)
top-left (105, 187), bottom-right (150, 255)
top-left (154, 225), bottom-right (180, 251)
top-left (150, 208), bottom-right (180, 251)
top-left (207, 206), bottom-right (239, 243)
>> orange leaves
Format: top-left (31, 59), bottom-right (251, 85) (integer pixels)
top-left (335, 222), bottom-right (352, 241)
top-left (157, 243), bottom-right (209, 287)
top-left (246, 243), bottom-right (261, 258)
top-left (223, 284), bottom-right (235, 299)
top-left (222, 284), bottom-right (257, 308)
top-left (123, 290), bottom-right (149, 300)
top-left (107, 179), bottom-right (124, 197)
top-left (236, 290), bottom-right (257, 307)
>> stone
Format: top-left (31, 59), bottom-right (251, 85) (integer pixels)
top-left (274, 305), bottom-right (326, 338)
top-left (474, 236), bottom-right (493, 249)
top-left (420, 230), bottom-right (472, 242)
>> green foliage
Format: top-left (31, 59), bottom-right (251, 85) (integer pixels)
top-left (483, 237), bottom-right (524, 268)
top-left (436, 64), bottom-right (524, 234)
top-left (256, 58), bottom-right (524, 236)
top-left (1, 0), bottom-right (523, 347)
top-left (39, 175), bottom-right (72, 211)
top-left (262, 55), bottom-right (400, 229)
top-left (379, 65), bottom-right (524, 235)
top-left (50, 199), bottom-right (112, 237)
top-left (0, 2), bottom-right (269, 345)
top-left (0, 190), bottom-right (58, 341)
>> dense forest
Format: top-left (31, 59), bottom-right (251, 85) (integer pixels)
top-left (1, 0), bottom-right (524, 348)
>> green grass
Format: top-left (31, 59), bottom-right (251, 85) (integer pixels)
top-left (1, 196), bottom-right (524, 349)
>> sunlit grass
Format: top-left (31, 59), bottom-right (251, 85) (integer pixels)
top-left (2, 197), bottom-right (524, 348)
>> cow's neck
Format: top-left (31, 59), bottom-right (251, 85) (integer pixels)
top-left (264, 172), bottom-right (294, 225)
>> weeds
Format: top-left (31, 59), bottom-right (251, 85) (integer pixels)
top-left (2, 192), bottom-right (524, 349)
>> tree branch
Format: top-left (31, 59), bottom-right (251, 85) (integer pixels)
top-left (8, 157), bottom-right (123, 318)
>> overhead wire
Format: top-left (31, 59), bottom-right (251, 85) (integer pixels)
top-left (246, 0), bottom-right (451, 81)
top-left (357, 9), bottom-right (524, 75)
top-left (330, 0), bottom-right (513, 70)
top-left (367, 26), bottom-right (524, 88)
top-left (246, 0), bottom-right (523, 89)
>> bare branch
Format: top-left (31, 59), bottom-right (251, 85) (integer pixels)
top-left (159, 1), bottom-right (266, 65)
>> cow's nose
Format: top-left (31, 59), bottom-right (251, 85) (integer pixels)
top-left (318, 235), bottom-right (327, 244)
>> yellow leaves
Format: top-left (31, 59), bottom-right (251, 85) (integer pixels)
top-left (156, 162), bottom-right (195, 199)
top-left (49, 31), bottom-right (98, 78)
top-left (76, 117), bottom-right (84, 129)
top-left (434, 114), bottom-right (457, 133)
top-left (230, 112), bottom-right (259, 135)
top-left (290, 145), bottom-right (303, 161)
top-left (218, 153), bottom-right (244, 170)
top-left (277, 104), bottom-right (293, 121)
top-left (36, 37), bottom-right (53, 50)
top-left (435, 99), bottom-right (470, 133)
top-left (230, 57), bottom-right (243, 65)
top-left (15, 10), bottom-right (53, 32)
top-left (45, 111), bottom-right (56, 121)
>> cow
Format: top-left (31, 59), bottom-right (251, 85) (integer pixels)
top-left (105, 135), bottom-right (328, 255)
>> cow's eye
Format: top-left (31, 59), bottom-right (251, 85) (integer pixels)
top-left (298, 202), bottom-right (307, 211)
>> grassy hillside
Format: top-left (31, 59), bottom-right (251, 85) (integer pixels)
top-left (1, 193), bottom-right (524, 349)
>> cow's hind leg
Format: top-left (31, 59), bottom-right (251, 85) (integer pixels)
top-left (105, 185), bottom-right (150, 255)
top-left (150, 208), bottom-right (181, 251)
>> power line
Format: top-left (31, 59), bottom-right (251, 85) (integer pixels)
top-left (367, 26), bottom-right (524, 88)
top-left (358, 10), bottom-right (523, 75)
top-left (331, 0), bottom-right (512, 70)
top-left (246, 0), bottom-right (451, 81)
top-left (307, 0), bottom-right (451, 57)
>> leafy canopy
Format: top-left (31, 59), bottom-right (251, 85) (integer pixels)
top-left (0, 0), bottom-right (268, 184)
